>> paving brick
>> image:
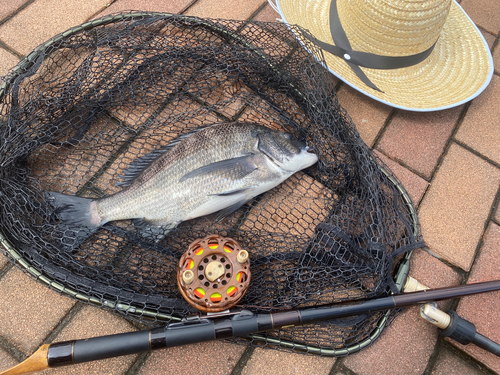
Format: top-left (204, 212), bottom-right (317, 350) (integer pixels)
top-left (96, 0), bottom-right (192, 18)
top-left (0, 267), bottom-right (75, 353)
top-left (452, 222), bottom-right (500, 373)
top-left (138, 341), bottom-right (245, 375)
top-left (408, 249), bottom-right (460, 315)
top-left (0, 48), bottom-right (19, 76)
top-left (0, 0), bottom-right (111, 55)
top-left (375, 151), bottom-right (429, 207)
top-left (337, 84), bottom-right (391, 148)
top-left (343, 307), bottom-right (437, 375)
top-left (377, 107), bottom-right (461, 179)
top-left (331, 369), bottom-right (350, 375)
top-left (241, 348), bottom-right (335, 375)
top-left (253, 3), bottom-right (280, 22)
top-left (479, 29), bottom-right (497, 49)
top-left (494, 44), bottom-right (500, 76)
top-left (0, 347), bottom-right (18, 373)
top-left (430, 347), bottom-right (484, 375)
top-left (418, 143), bottom-right (500, 271)
top-left (185, 0), bottom-right (266, 21)
top-left (495, 204), bottom-right (500, 224)
top-left (461, 0), bottom-right (500, 34)
top-left (467, 222), bottom-right (500, 287)
top-left (0, 0), bottom-right (27, 21)
top-left (455, 75), bottom-right (500, 165)
top-left (343, 250), bottom-right (459, 375)
top-left (409, 250), bottom-right (460, 291)
top-left (0, 254), bottom-right (9, 270)
top-left (48, 305), bottom-right (137, 374)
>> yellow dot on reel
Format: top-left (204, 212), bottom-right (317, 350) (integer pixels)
top-left (194, 288), bottom-right (205, 299)
top-left (210, 292), bottom-right (222, 302)
top-left (194, 247), bottom-right (203, 256)
top-left (184, 258), bottom-right (194, 269)
top-left (227, 286), bottom-right (238, 297)
top-left (236, 272), bottom-right (247, 283)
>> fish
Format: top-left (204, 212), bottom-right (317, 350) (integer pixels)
top-left (46, 122), bottom-right (318, 242)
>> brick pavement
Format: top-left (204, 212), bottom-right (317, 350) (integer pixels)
top-left (0, 1), bottom-right (499, 374)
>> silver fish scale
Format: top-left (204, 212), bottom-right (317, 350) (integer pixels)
top-left (96, 122), bottom-right (270, 227)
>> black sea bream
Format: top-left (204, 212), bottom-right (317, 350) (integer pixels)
top-left (46, 122), bottom-right (318, 240)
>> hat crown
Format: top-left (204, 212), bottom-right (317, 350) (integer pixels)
top-left (337, 0), bottom-right (452, 56)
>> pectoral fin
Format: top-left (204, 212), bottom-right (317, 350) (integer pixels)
top-left (179, 154), bottom-right (257, 183)
top-left (215, 199), bottom-right (249, 222)
top-left (216, 186), bottom-right (253, 196)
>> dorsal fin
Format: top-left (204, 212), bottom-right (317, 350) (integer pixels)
top-left (116, 126), bottom-right (206, 188)
top-left (116, 146), bottom-right (170, 188)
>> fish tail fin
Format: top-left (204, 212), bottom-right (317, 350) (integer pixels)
top-left (45, 192), bottom-right (102, 249)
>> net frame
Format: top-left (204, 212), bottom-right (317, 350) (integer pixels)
top-left (0, 12), bottom-right (421, 356)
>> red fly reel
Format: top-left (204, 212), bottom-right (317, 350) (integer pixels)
top-left (177, 235), bottom-right (251, 312)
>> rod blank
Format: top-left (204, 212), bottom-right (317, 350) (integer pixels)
top-left (2, 280), bottom-right (499, 375)
top-left (49, 280), bottom-right (500, 367)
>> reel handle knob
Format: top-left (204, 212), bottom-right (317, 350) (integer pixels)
top-left (182, 270), bottom-right (194, 285)
top-left (237, 250), bottom-right (249, 264)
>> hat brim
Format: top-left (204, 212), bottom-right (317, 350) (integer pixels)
top-left (276, 0), bottom-right (493, 111)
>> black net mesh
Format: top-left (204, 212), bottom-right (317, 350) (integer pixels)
top-left (0, 13), bottom-right (421, 354)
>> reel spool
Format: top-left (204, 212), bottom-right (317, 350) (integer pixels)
top-left (177, 235), bottom-right (251, 312)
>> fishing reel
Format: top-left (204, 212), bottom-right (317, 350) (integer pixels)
top-left (177, 235), bottom-right (251, 312)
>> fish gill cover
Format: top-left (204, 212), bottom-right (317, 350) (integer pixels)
top-left (0, 13), bottom-right (422, 354)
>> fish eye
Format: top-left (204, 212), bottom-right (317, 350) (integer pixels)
top-left (282, 133), bottom-right (293, 140)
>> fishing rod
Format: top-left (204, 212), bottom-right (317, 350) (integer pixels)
top-left (2, 278), bottom-right (500, 375)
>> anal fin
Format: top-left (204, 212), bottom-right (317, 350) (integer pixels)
top-left (132, 218), bottom-right (178, 243)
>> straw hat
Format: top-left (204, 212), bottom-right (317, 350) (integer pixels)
top-left (274, 0), bottom-right (493, 111)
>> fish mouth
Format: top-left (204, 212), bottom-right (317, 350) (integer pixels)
top-left (303, 145), bottom-right (316, 155)
top-left (282, 145), bottom-right (317, 172)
